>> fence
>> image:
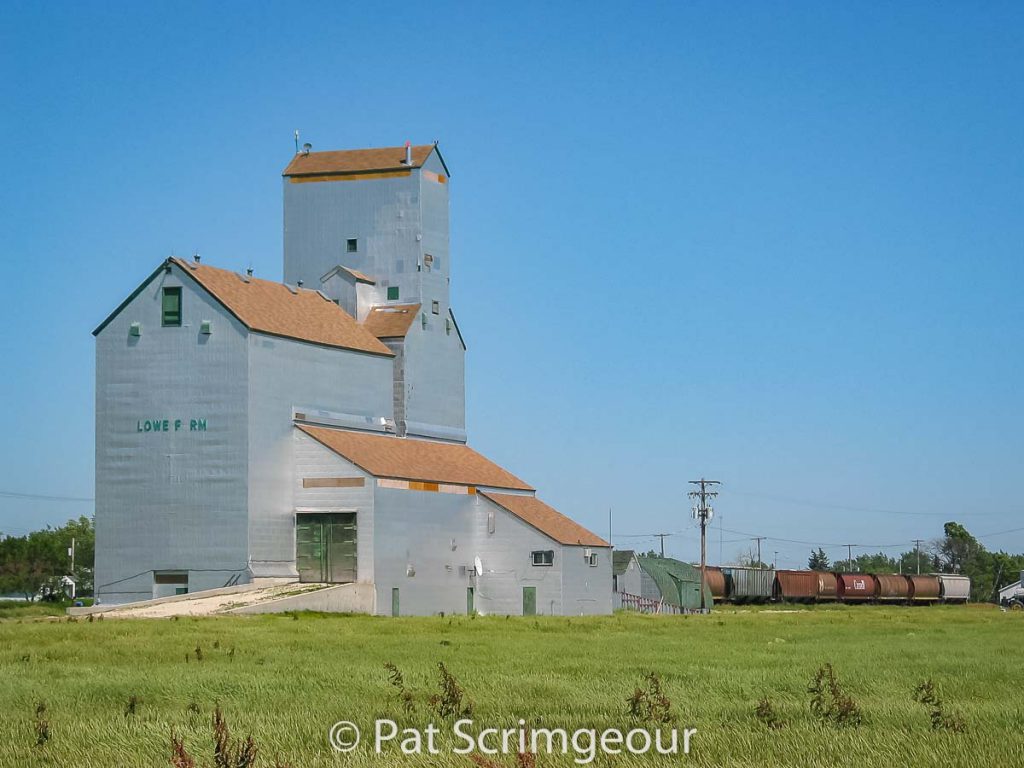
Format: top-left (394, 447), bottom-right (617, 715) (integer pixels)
top-left (617, 592), bottom-right (710, 615)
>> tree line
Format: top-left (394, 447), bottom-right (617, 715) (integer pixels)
top-left (0, 516), bottom-right (94, 601)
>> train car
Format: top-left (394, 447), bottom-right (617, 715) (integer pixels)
top-left (815, 571), bottom-right (838, 601)
top-left (906, 575), bottom-right (940, 604)
top-left (874, 574), bottom-right (910, 603)
top-left (722, 566), bottom-right (774, 603)
top-left (773, 570), bottom-right (819, 602)
top-left (704, 567), bottom-right (727, 602)
top-left (835, 573), bottom-right (876, 602)
top-left (937, 574), bottom-right (971, 603)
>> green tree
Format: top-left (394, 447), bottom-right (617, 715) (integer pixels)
top-left (0, 517), bottom-right (94, 600)
top-left (808, 548), bottom-right (830, 571)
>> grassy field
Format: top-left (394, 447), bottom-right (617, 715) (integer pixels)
top-left (0, 605), bottom-right (1020, 767)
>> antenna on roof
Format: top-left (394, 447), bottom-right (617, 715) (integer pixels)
top-left (246, 267), bottom-right (253, 277)
top-left (302, 142), bottom-right (312, 156)
top-left (294, 130), bottom-right (299, 154)
top-left (193, 252), bottom-right (200, 264)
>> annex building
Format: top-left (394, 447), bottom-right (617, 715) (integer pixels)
top-left (93, 142), bottom-right (612, 616)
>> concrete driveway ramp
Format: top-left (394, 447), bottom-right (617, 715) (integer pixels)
top-left (226, 583), bottom-right (374, 614)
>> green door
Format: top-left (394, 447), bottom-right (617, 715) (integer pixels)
top-left (391, 588), bottom-right (400, 617)
top-left (522, 586), bottom-right (537, 616)
top-left (327, 515), bottom-right (357, 583)
top-left (296, 515), bottom-right (326, 582)
top-left (467, 587), bottom-right (475, 615)
top-left (296, 513), bottom-right (357, 583)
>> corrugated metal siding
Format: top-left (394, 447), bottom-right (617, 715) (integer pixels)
top-left (561, 545), bottom-right (612, 615)
top-left (283, 174), bottom-right (424, 297)
top-left (937, 574), bottom-right (971, 601)
top-left (401, 317), bottom-right (466, 437)
top-left (94, 265), bottom-right (250, 604)
top-left (614, 557), bottom-right (644, 596)
top-left (282, 162), bottom-right (465, 440)
top-left (723, 567), bottom-right (774, 602)
top-left (371, 486), bottom-right (478, 616)
top-left (473, 494), bottom-right (566, 616)
top-left (247, 333), bottom-right (393, 578)
top-left (292, 431), bottom-right (375, 583)
top-left (774, 570), bottom-right (819, 601)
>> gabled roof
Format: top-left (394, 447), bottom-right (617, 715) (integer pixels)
top-left (321, 264), bottom-right (376, 285)
top-left (479, 492), bottom-right (609, 548)
top-left (363, 304), bottom-right (421, 339)
top-left (94, 258), bottom-right (392, 357)
top-left (283, 144), bottom-right (443, 177)
top-left (297, 424), bottom-right (533, 491)
top-left (613, 550), bottom-right (636, 576)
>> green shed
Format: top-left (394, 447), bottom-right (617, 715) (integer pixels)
top-left (636, 555), bottom-right (714, 610)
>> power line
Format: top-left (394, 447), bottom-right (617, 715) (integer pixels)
top-left (719, 487), bottom-right (1007, 517)
top-left (716, 524), bottom-right (909, 549)
top-left (0, 490), bottom-right (94, 503)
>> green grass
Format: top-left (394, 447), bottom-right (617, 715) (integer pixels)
top-left (1, 605), bottom-right (1021, 767)
top-left (0, 599), bottom-right (92, 620)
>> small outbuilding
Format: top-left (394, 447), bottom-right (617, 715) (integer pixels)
top-left (613, 551), bottom-right (712, 612)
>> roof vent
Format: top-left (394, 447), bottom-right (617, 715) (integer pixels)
top-left (246, 267), bottom-right (253, 276)
top-left (297, 280), bottom-right (304, 288)
top-left (403, 140), bottom-right (412, 166)
top-left (302, 142), bottom-right (312, 156)
top-left (193, 253), bottom-right (200, 263)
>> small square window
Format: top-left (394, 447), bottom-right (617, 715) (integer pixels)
top-left (162, 287), bottom-right (181, 327)
top-left (432, 300), bottom-right (440, 315)
top-left (587, 553), bottom-right (599, 567)
top-left (346, 238), bottom-right (358, 253)
top-left (532, 550), bottom-right (554, 566)
top-left (387, 286), bottom-right (400, 301)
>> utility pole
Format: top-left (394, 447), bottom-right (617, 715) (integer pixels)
top-left (913, 539), bottom-right (923, 575)
top-left (844, 544), bottom-right (854, 571)
top-left (773, 551), bottom-right (778, 569)
top-left (653, 533), bottom-right (671, 558)
top-left (689, 478), bottom-right (720, 612)
top-left (752, 536), bottom-right (766, 568)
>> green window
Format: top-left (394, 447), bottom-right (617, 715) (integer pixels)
top-left (387, 286), bottom-right (400, 301)
top-left (162, 287), bottom-right (182, 327)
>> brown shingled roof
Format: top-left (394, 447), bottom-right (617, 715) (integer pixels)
top-left (480, 492), bottom-right (610, 547)
top-left (283, 145), bottom-right (436, 177)
top-left (322, 264), bottom-right (376, 285)
top-left (171, 258), bottom-right (392, 356)
top-left (363, 304), bottom-right (421, 339)
top-left (297, 425), bottom-right (533, 491)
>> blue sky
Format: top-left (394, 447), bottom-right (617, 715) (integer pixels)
top-left (1, 2), bottom-right (1022, 567)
